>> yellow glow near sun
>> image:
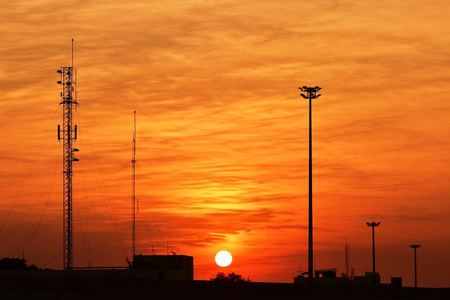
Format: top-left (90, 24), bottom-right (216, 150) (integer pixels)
top-left (215, 250), bottom-right (232, 267)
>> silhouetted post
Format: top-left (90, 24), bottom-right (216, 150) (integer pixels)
top-left (132, 111), bottom-right (137, 258)
top-left (299, 86), bottom-right (322, 283)
top-left (366, 222), bottom-right (380, 283)
top-left (410, 244), bottom-right (420, 288)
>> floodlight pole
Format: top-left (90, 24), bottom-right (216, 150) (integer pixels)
top-left (299, 86), bottom-right (322, 284)
top-left (410, 244), bottom-right (420, 288)
top-left (366, 221), bottom-right (380, 283)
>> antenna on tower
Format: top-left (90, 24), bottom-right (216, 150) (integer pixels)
top-left (132, 111), bottom-right (137, 258)
top-left (57, 40), bottom-right (79, 270)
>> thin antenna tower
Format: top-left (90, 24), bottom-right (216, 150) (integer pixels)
top-left (345, 237), bottom-right (349, 278)
top-left (349, 244), bottom-right (352, 279)
top-left (57, 39), bottom-right (79, 270)
top-left (132, 111), bottom-right (137, 258)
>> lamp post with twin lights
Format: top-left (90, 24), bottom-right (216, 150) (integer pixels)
top-left (299, 86), bottom-right (322, 283)
top-left (366, 221), bottom-right (381, 283)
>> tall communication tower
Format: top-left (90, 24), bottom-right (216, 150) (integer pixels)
top-left (132, 111), bottom-right (137, 258)
top-left (345, 237), bottom-right (350, 278)
top-left (57, 40), bottom-right (79, 270)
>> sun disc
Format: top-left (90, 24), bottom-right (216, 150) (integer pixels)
top-left (215, 250), bottom-right (232, 267)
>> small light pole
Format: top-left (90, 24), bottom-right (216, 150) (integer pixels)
top-left (299, 86), bottom-right (322, 284)
top-left (410, 244), bottom-right (421, 288)
top-left (366, 221), bottom-right (381, 283)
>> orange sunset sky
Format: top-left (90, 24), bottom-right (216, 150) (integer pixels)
top-left (1, 0), bottom-right (450, 287)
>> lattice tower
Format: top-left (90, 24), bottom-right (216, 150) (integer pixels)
top-left (57, 65), bottom-right (78, 270)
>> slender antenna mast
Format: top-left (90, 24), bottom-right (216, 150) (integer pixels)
top-left (71, 39), bottom-right (74, 70)
top-left (132, 111), bottom-right (137, 258)
top-left (57, 40), bottom-right (79, 270)
top-left (345, 237), bottom-right (349, 278)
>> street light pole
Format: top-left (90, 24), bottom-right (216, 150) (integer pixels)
top-left (410, 244), bottom-right (421, 288)
top-left (299, 86), bottom-right (322, 283)
top-left (366, 221), bottom-right (380, 283)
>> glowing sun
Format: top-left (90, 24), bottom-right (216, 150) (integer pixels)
top-left (215, 250), bottom-right (232, 267)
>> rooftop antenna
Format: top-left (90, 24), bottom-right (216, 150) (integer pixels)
top-left (132, 111), bottom-right (137, 258)
top-left (57, 39), bottom-right (79, 270)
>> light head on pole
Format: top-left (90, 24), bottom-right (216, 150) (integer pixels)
top-left (299, 85), bottom-right (322, 100)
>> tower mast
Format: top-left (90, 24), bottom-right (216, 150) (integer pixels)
top-left (57, 39), bottom-right (79, 270)
top-left (132, 111), bottom-right (137, 258)
top-left (345, 237), bottom-right (349, 278)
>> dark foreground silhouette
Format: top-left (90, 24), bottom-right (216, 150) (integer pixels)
top-left (0, 257), bottom-right (40, 271)
top-left (0, 272), bottom-right (448, 300)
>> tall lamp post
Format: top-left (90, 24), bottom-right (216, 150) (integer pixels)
top-left (299, 86), bottom-right (322, 283)
top-left (366, 221), bottom-right (381, 283)
top-left (410, 244), bottom-right (421, 288)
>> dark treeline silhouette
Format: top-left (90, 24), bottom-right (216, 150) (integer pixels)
top-left (0, 257), bottom-right (40, 271)
top-left (210, 272), bottom-right (251, 284)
